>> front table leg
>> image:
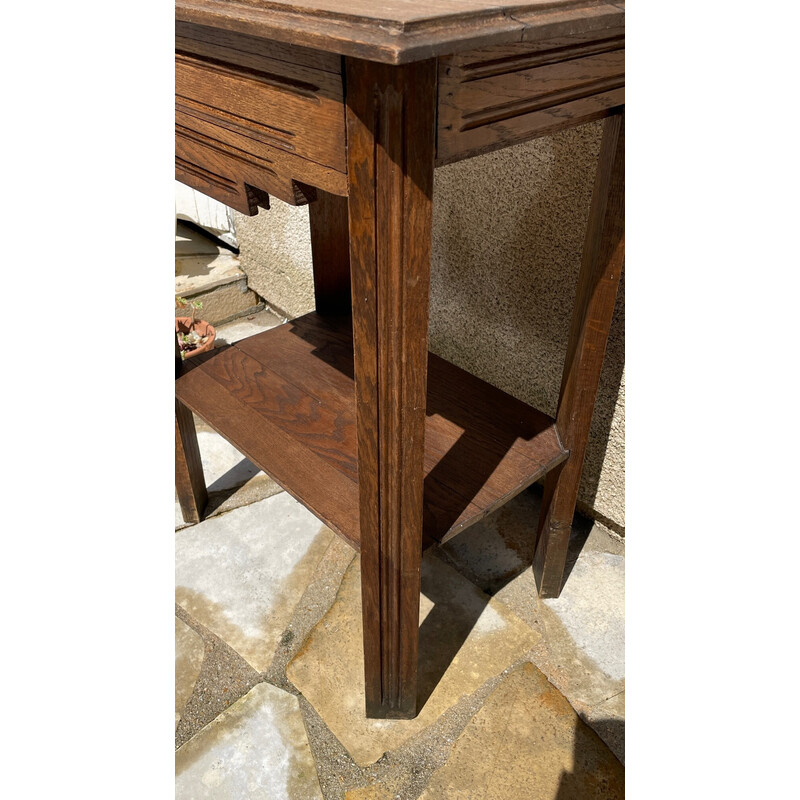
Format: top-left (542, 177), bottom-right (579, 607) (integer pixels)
top-left (534, 113), bottom-right (625, 598)
top-left (345, 57), bottom-right (436, 718)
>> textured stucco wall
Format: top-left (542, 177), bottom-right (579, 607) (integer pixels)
top-left (233, 120), bottom-right (625, 533)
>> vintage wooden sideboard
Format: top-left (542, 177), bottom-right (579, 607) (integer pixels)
top-left (174, 0), bottom-right (625, 719)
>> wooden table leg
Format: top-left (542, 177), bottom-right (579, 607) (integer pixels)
top-left (175, 397), bottom-right (208, 524)
top-left (533, 112), bottom-right (625, 598)
top-left (345, 57), bottom-right (436, 718)
top-left (309, 189), bottom-right (351, 314)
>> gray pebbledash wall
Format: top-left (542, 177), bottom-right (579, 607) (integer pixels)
top-left (233, 120), bottom-right (625, 535)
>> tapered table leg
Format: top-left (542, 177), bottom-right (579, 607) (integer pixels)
top-left (345, 57), bottom-right (436, 718)
top-left (175, 397), bottom-right (208, 524)
top-left (534, 112), bottom-right (625, 598)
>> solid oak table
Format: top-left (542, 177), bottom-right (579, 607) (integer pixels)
top-left (174, 0), bottom-right (625, 719)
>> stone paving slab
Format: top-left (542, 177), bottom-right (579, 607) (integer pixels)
top-left (175, 617), bottom-right (205, 728)
top-left (175, 429), bottom-right (281, 530)
top-left (287, 553), bottom-right (540, 767)
top-left (175, 606), bottom-right (263, 749)
top-left (543, 551), bottom-right (624, 681)
top-left (538, 549), bottom-right (624, 709)
top-left (419, 662), bottom-right (624, 800)
top-left (214, 308), bottom-right (284, 345)
top-left (583, 691), bottom-right (625, 765)
top-left (176, 682), bottom-right (323, 799)
top-left (194, 431), bottom-right (263, 494)
top-left (176, 492), bottom-right (334, 672)
top-left (439, 488), bottom-right (624, 712)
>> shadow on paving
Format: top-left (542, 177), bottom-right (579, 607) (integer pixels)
top-left (417, 481), bottom-right (595, 711)
top-left (555, 717), bottom-right (625, 799)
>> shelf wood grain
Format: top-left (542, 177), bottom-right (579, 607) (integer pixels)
top-left (175, 312), bottom-right (568, 551)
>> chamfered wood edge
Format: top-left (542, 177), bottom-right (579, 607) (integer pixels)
top-left (176, 1), bottom-right (624, 65)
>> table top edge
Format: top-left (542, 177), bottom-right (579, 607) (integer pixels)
top-left (176, 0), bottom-right (625, 65)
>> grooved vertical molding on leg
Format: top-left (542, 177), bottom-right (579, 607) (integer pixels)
top-left (346, 57), bottom-right (436, 718)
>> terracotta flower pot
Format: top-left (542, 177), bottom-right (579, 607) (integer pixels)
top-left (176, 317), bottom-right (217, 359)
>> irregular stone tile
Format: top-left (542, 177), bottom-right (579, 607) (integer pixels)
top-left (538, 549), bottom-right (624, 710)
top-left (214, 309), bottom-right (283, 345)
top-left (175, 429), bottom-right (281, 528)
top-left (176, 682), bottom-right (323, 799)
top-left (584, 692), bottom-right (625, 765)
top-left (439, 490), bottom-right (542, 594)
top-left (175, 617), bottom-right (205, 728)
top-left (287, 554), bottom-right (540, 767)
top-left (528, 553), bottom-right (624, 709)
top-left (176, 492), bottom-right (334, 671)
top-left (419, 663), bottom-right (623, 800)
top-left (196, 430), bottom-right (263, 493)
top-left (175, 612), bottom-right (263, 749)
top-left (265, 534), bottom-right (357, 690)
top-left (543, 551), bottom-right (623, 680)
top-left (439, 488), bottom-right (618, 597)
top-left (439, 491), bottom-right (624, 710)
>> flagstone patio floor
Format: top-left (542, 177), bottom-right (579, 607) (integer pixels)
top-left (175, 312), bottom-right (625, 800)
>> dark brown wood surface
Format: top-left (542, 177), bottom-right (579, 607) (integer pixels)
top-left (175, 29), bottom-right (347, 211)
top-left (437, 31), bottom-right (624, 164)
top-left (174, 311), bottom-right (567, 551)
top-left (176, 0), bottom-right (624, 65)
top-left (176, 20), bottom-right (343, 74)
top-left (309, 190), bottom-right (351, 314)
top-left (176, 52), bottom-right (345, 169)
top-left (533, 112), bottom-right (624, 598)
top-left (175, 398), bottom-right (208, 524)
top-left (345, 57), bottom-right (435, 718)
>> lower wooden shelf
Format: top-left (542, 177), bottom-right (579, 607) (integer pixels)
top-left (176, 311), bottom-right (568, 551)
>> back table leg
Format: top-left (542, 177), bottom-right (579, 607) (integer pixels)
top-left (533, 112), bottom-right (625, 598)
top-left (345, 56), bottom-right (436, 718)
top-left (175, 398), bottom-right (208, 524)
top-left (309, 189), bottom-right (351, 315)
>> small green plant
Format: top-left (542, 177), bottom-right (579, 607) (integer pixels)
top-left (176, 296), bottom-right (203, 326)
top-left (176, 296), bottom-right (209, 359)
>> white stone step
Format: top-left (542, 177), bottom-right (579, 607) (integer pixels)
top-left (175, 222), bottom-right (264, 325)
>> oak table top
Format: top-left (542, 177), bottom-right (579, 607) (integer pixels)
top-left (176, 0), bottom-right (625, 62)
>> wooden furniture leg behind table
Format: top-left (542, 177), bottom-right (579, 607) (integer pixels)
top-left (534, 113), bottom-right (625, 597)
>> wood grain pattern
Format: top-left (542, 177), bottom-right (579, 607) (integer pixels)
top-left (533, 111), bottom-right (624, 598)
top-left (176, 20), bottom-right (343, 74)
top-left (437, 31), bottom-right (624, 164)
top-left (176, 108), bottom-right (347, 201)
top-left (176, 0), bottom-right (624, 65)
top-left (172, 310), bottom-right (568, 623)
top-left (176, 127), bottom-right (314, 212)
top-left (309, 190), bottom-right (351, 314)
top-left (175, 398), bottom-right (208, 524)
top-left (176, 52), bottom-right (345, 168)
top-left (345, 57), bottom-right (436, 718)
top-left (175, 43), bottom-right (346, 210)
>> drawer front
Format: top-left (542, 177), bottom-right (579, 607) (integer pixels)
top-left (175, 25), bottom-right (346, 212)
top-left (437, 31), bottom-right (625, 165)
